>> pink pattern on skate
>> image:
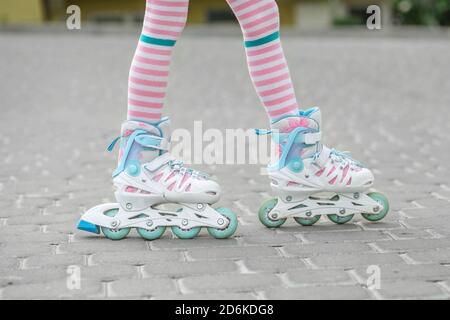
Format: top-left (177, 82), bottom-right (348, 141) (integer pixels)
top-left (165, 171), bottom-right (176, 182)
top-left (185, 183), bottom-right (192, 192)
top-left (167, 181), bottom-right (176, 191)
top-left (125, 186), bottom-right (138, 193)
top-left (329, 176), bottom-right (337, 185)
top-left (287, 181), bottom-right (299, 186)
top-left (124, 129), bottom-right (134, 136)
top-left (327, 166), bottom-right (336, 177)
top-left (341, 165), bottom-right (350, 182)
top-left (153, 172), bottom-right (164, 182)
top-left (347, 177), bottom-right (352, 185)
top-left (315, 168), bottom-right (325, 177)
top-left (179, 173), bottom-right (190, 187)
top-left (282, 118), bottom-right (310, 133)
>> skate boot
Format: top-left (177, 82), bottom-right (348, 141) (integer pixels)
top-left (257, 107), bottom-right (389, 228)
top-left (77, 118), bottom-right (238, 240)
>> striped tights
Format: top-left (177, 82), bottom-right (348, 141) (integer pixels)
top-left (128, 0), bottom-right (299, 123)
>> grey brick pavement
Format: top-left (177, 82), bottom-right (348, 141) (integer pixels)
top-left (1, 29), bottom-right (450, 300)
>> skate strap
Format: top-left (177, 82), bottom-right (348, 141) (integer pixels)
top-left (135, 134), bottom-right (169, 151)
top-left (143, 153), bottom-right (173, 172)
top-left (256, 129), bottom-right (321, 145)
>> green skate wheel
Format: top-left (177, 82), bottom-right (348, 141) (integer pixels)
top-left (361, 192), bottom-right (390, 222)
top-left (171, 226), bottom-right (201, 239)
top-left (258, 198), bottom-right (286, 228)
top-left (207, 207), bottom-right (238, 239)
top-left (137, 226), bottom-right (166, 241)
top-left (101, 208), bottom-right (131, 241)
top-left (294, 215), bottom-right (321, 226)
top-left (327, 213), bottom-right (354, 225)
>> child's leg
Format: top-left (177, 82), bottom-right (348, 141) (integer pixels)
top-left (226, 0), bottom-right (299, 121)
top-left (128, 0), bottom-right (189, 123)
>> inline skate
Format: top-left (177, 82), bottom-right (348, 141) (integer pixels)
top-left (257, 107), bottom-right (389, 228)
top-left (77, 118), bottom-right (238, 240)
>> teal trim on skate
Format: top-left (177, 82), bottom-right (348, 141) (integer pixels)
top-left (299, 107), bottom-right (319, 118)
top-left (255, 129), bottom-right (272, 136)
top-left (126, 159), bottom-right (141, 177)
top-left (77, 220), bottom-right (100, 234)
top-left (272, 127), bottom-right (309, 171)
top-left (135, 135), bottom-right (164, 149)
top-left (244, 31), bottom-right (280, 48)
top-left (140, 34), bottom-right (176, 47)
top-left (107, 136), bottom-right (121, 152)
top-left (112, 129), bottom-right (147, 178)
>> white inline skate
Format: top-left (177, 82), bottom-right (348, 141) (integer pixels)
top-left (77, 118), bottom-right (238, 240)
top-left (258, 107), bottom-right (389, 228)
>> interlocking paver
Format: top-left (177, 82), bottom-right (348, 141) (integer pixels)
top-left (1, 29), bottom-right (450, 299)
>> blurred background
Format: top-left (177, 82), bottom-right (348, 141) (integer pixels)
top-left (0, 0), bottom-right (449, 29)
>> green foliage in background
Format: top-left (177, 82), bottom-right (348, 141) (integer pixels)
top-left (394, 0), bottom-right (450, 26)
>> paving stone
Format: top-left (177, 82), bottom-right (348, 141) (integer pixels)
top-left (110, 278), bottom-right (177, 298)
top-left (285, 269), bottom-right (354, 286)
top-left (1, 31), bottom-right (450, 300)
top-left (181, 273), bottom-right (280, 294)
top-left (243, 257), bottom-right (307, 273)
top-left (377, 280), bottom-right (448, 299)
top-left (354, 264), bottom-right (450, 282)
top-left (187, 246), bottom-right (279, 261)
top-left (265, 285), bottom-right (370, 300)
top-left (310, 252), bottom-right (405, 269)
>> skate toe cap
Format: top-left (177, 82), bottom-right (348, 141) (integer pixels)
top-left (191, 179), bottom-right (221, 203)
top-left (352, 168), bottom-right (374, 188)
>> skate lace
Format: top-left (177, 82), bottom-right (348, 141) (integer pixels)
top-left (329, 149), bottom-right (363, 167)
top-left (168, 160), bottom-right (210, 180)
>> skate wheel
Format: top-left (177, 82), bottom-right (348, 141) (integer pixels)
top-left (258, 198), bottom-right (286, 228)
top-left (361, 192), bottom-right (390, 222)
top-left (207, 207), bottom-right (238, 239)
top-left (101, 208), bottom-right (131, 241)
top-left (137, 226), bottom-right (166, 241)
top-left (171, 226), bottom-right (201, 239)
top-left (294, 215), bottom-right (320, 226)
top-left (327, 214), bottom-right (354, 225)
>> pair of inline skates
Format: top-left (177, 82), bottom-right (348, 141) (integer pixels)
top-left (77, 107), bottom-right (389, 240)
